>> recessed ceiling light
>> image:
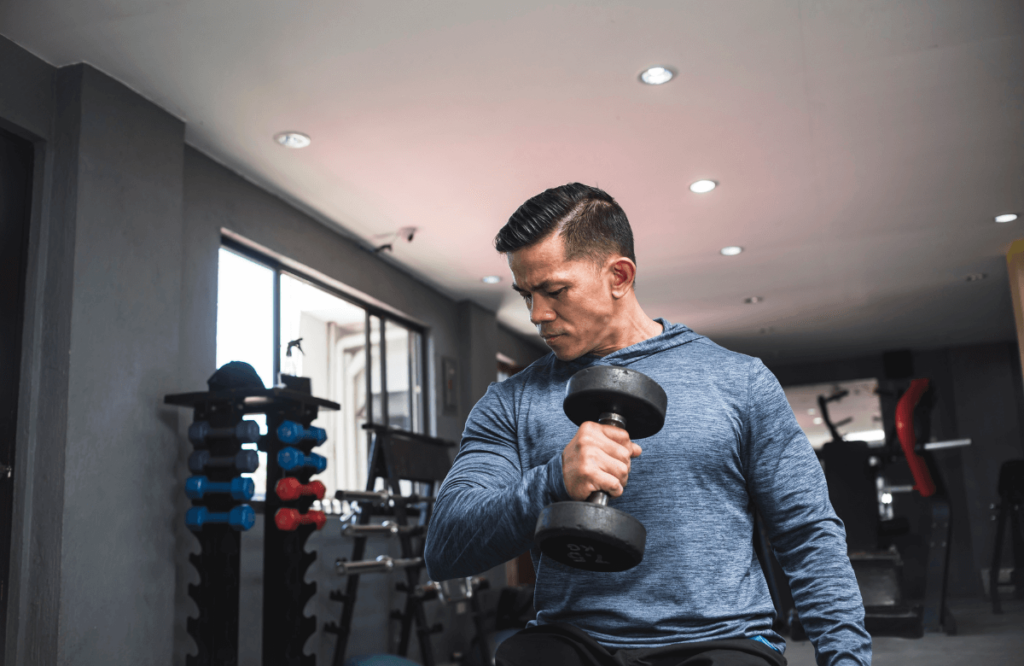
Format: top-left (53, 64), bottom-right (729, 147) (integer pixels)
top-left (720, 246), bottom-right (743, 256)
top-left (689, 179), bottom-right (717, 193)
top-left (639, 66), bottom-right (675, 85)
top-left (965, 273), bottom-right (987, 282)
top-left (481, 275), bottom-right (501, 284)
top-left (745, 296), bottom-right (763, 304)
top-left (274, 132), bottom-right (311, 149)
top-left (995, 213), bottom-right (1018, 223)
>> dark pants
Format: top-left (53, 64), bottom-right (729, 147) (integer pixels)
top-left (495, 623), bottom-right (787, 666)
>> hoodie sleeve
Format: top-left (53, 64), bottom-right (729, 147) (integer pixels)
top-left (424, 379), bottom-right (571, 581)
top-left (743, 359), bottom-right (872, 666)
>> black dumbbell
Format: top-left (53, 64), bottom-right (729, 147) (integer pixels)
top-left (188, 449), bottom-right (260, 474)
top-left (534, 365), bottom-right (667, 572)
top-left (188, 420), bottom-right (261, 446)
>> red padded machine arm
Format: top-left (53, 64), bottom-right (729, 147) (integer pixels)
top-left (895, 378), bottom-right (936, 497)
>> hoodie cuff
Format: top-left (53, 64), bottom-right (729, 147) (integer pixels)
top-left (543, 451), bottom-right (572, 503)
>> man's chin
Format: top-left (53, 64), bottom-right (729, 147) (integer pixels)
top-left (544, 336), bottom-right (583, 361)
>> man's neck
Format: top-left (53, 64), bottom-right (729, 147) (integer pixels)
top-left (589, 306), bottom-right (663, 357)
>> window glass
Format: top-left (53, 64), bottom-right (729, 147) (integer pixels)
top-left (280, 274), bottom-right (370, 498)
top-left (215, 244), bottom-right (426, 498)
top-left (369, 315), bottom-right (384, 426)
top-left (216, 248), bottom-right (274, 497)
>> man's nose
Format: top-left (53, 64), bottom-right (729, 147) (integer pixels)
top-left (530, 300), bottom-right (556, 325)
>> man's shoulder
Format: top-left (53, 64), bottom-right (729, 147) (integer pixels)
top-left (493, 353), bottom-right (559, 396)
top-left (668, 333), bottom-right (764, 375)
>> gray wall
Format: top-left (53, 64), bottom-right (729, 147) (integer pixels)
top-left (497, 324), bottom-right (547, 370)
top-left (1, 34), bottom-right (541, 666)
top-left (767, 341), bottom-right (1024, 599)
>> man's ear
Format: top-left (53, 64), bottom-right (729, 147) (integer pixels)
top-left (607, 257), bottom-right (636, 298)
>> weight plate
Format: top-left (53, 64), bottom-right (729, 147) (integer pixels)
top-left (563, 366), bottom-right (667, 439)
top-left (535, 501), bottom-right (646, 572)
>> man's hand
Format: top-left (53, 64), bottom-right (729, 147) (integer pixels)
top-left (561, 422), bottom-right (643, 501)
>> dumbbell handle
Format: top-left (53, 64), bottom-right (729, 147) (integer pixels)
top-left (587, 411), bottom-right (628, 507)
top-left (334, 555), bottom-right (422, 576)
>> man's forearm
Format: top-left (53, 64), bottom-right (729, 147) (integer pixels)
top-left (773, 518), bottom-right (872, 666)
top-left (424, 452), bottom-right (567, 581)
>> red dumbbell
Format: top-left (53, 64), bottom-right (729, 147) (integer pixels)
top-left (275, 508), bottom-right (327, 531)
top-left (275, 477), bottom-right (326, 501)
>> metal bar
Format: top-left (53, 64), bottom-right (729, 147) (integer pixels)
top-left (334, 556), bottom-right (423, 576)
top-left (364, 311), bottom-right (373, 425)
top-left (380, 318), bottom-right (389, 426)
top-left (335, 489), bottom-right (436, 505)
top-left (273, 270), bottom-right (281, 383)
top-left (923, 438), bottom-right (972, 451)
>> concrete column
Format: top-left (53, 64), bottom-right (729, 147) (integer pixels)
top-left (457, 300), bottom-right (499, 420)
top-left (10, 63), bottom-right (185, 666)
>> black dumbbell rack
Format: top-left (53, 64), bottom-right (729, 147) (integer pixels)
top-left (262, 401), bottom-right (332, 666)
top-left (327, 424), bottom-right (455, 666)
top-left (167, 384), bottom-right (339, 666)
top-left (166, 392), bottom-right (255, 666)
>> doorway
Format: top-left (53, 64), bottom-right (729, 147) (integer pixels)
top-left (0, 126), bottom-right (35, 655)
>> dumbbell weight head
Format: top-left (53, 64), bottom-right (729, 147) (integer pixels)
top-left (275, 477), bottom-right (326, 501)
top-left (188, 420), bottom-right (261, 446)
top-left (185, 475), bottom-right (255, 501)
top-left (274, 508), bottom-right (327, 531)
top-left (277, 447), bottom-right (327, 473)
top-left (185, 505), bottom-right (256, 532)
top-left (535, 365), bottom-right (666, 572)
top-left (277, 420), bottom-right (327, 445)
top-left (562, 365), bottom-right (667, 439)
top-left (188, 450), bottom-right (260, 474)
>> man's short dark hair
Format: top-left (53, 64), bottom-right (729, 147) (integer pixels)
top-left (494, 183), bottom-right (636, 265)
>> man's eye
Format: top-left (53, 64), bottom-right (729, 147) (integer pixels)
top-left (547, 288), bottom-right (566, 298)
top-left (519, 292), bottom-right (531, 301)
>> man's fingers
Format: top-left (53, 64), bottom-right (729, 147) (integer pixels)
top-left (591, 471), bottom-right (624, 498)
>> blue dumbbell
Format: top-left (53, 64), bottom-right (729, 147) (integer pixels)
top-left (188, 420), bottom-right (261, 446)
top-left (277, 420), bottom-right (327, 445)
top-left (277, 447), bottom-right (327, 473)
top-left (185, 505), bottom-right (256, 532)
top-left (185, 476), bottom-right (255, 501)
top-left (188, 449), bottom-right (259, 474)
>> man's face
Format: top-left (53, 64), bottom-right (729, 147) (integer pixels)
top-left (508, 233), bottom-right (618, 361)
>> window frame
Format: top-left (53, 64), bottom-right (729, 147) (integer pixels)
top-left (220, 234), bottom-right (431, 437)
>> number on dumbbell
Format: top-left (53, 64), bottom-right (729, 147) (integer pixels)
top-left (186, 505), bottom-right (256, 532)
top-left (277, 447), bottom-right (327, 472)
top-left (274, 508), bottom-right (327, 531)
top-left (188, 450), bottom-right (259, 474)
top-left (185, 475), bottom-right (255, 501)
top-left (188, 420), bottom-right (261, 446)
top-left (275, 477), bottom-right (326, 501)
top-left (277, 420), bottom-right (327, 445)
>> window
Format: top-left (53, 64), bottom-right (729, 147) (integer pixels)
top-left (216, 243), bottom-right (427, 501)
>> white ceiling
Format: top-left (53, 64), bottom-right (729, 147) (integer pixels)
top-left (3, 0), bottom-right (1023, 363)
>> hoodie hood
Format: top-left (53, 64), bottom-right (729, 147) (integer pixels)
top-left (562, 318), bottom-right (704, 369)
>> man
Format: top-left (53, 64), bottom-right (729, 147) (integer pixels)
top-left (424, 184), bottom-right (871, 666)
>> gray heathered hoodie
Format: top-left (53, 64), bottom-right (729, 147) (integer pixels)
top-left (424, 320), bottom-right (871, 666)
